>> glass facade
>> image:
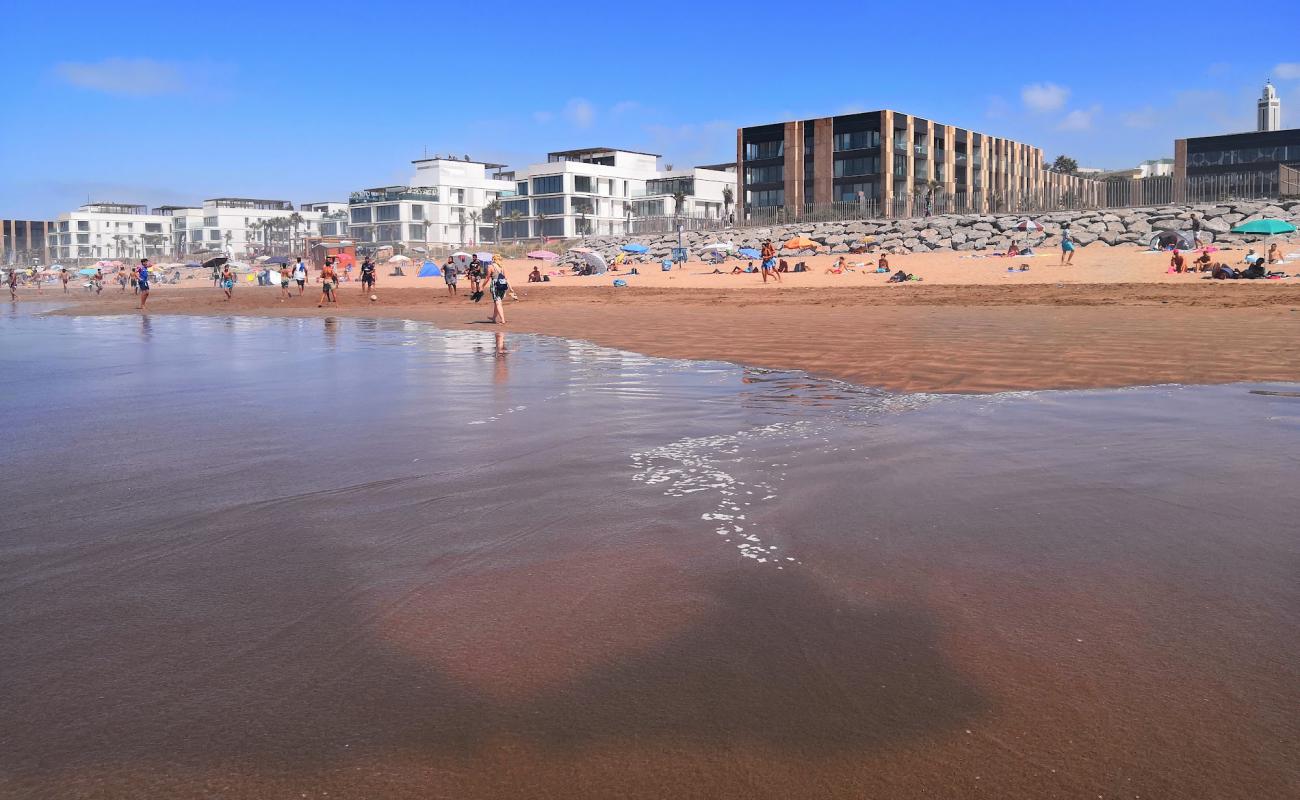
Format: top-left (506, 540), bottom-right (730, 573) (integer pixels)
top-left (350, 208), bottom-right (371, 224)
top-left (833, 130), bottom-right (880, 151)
top-left (574, 175), bottom-right (593, 193)
top-left (502, 199), bottom-right (529, 217)
top-left (744, 141), bottom-right (783, 160)
top-left (533, 197), bottom-right (564, 215)
top-left (375, 204), bottom-right (400, 222)
top-left (531, 175), bottom-right (563, 194)
top-left (834, 156), bottom-right (879, 177)
top-left (1187, 145), bottom-right (1300, 168)
top-left (748, 189), bottom-right (784, 208)
top-left (834, 182), bottom-right (878, 202)
top-left (744, 164), bottom-right (784, 184)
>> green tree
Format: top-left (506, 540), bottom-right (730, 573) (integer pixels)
top-left (1052, 155), bottom-right (1079, 175)
top-left (672, 189), bottom-right (687, 216)
top-left (722, 185), bottom-right (734, 219)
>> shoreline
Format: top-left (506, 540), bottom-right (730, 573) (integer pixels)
top-left (45, 283), bottom-right (1300, 393)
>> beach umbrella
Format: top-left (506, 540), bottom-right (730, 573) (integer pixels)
top-left (412, 246), bottom-right (428, 254)
top-left (1230, 218), bottom-right (1296, 235)
top-left (451, 251), bottom-right (472, 268)
top-left (582, 251), bottom-right (609, 274)
top-left (783, 236), bottom-right (819, 250)
top-left (202, 256), bottom-right (228, 270)
top-left (569, 246), bottom-right (594, 254)
top-left (388, 254), bottom-right (412, 263)
top-left (621, 243), bottom-right (649, 254)
top-left (737, 247), bottom-right (761, 258)
top-left (527, 250), bottom-right (558, 260)
top-left (265, 255), bottom-right (289, 265)
top-left (417, 261), bottom-right (441, 278)
top-left (699, 242), bottom-right (734, 252)
top-left (1014, 219), bottom-right (1044, 232)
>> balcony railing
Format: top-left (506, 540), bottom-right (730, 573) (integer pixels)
top-left (350, 188), bottom-right (440, 204)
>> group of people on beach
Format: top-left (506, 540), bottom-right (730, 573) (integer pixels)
top-left (436, 253), bottom-right (512, 323)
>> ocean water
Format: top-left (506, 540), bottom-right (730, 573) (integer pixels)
top-left (2, 306), bottom-right (1297, 799)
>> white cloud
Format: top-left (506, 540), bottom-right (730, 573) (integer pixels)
top-left (564, 98), bottom-right (595, 128)
top-left (986, 95), bottom-right (1010, 118)
top-left (54, 58), bottom-right (190, 96)
top-left (1122, 106), bottom-right (1158, 129)
top-left (532, 110), bottom-right (555, 124)
top-left (644, 120), bottom-right (735, 166)
top-left (611, 100), bottom-right (640, 115)
top-left (1021, 82), bottom-right (1070, 113)
top-left (1275, 62), bottom-right (1300, 80)
top-left (1057, 105), bottom-right (1101, 132)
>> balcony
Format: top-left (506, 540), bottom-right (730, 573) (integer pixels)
top-left (349, 187), bottom-right (440, 204)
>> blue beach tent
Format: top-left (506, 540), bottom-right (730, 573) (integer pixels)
top-left (737, 247), bottom-right (761, 258)
top-left (621, 243), bottom-right (649, 254)
top-left (418, 261), bottom-right (441, 277)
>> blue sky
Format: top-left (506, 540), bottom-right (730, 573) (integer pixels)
top-left (1, 0), bottom-right (1297, 218)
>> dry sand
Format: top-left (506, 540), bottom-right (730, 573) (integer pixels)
top-left (52, 240), bottom-right (1300, 393)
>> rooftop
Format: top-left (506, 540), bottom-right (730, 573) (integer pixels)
top-left (204, 198), bottom-right (294, 210)
top-left (697, 162), bottom-right (738, 172)
top-left (411, 155), bottom-right (508, 169)
top-left (546, 146), bottom-right (662, 159)
top-left (79, 202), bottom-right (149, 215)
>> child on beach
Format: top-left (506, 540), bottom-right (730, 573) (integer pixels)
top-left (60, 268), bottom-right (70, 293)
top-left (1060, 224), bottom-right (1075, 265)
top-left (221, 266), bottom-right (235, 300)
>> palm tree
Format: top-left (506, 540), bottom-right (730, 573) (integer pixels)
top-left (722, 185), bottom-right (734, 221)
top-left (672, 189), bottom-right (687, 217)
top-left (534, 212), bottom-right (546, 241)
top-left (484, 199), bottom-right (502, 243)
top-left (112, 235), bottom-right (124, 258)
top-left (468, 210), bottom-right (481, 245)
top-left (288, 212), bottom-right (304, 254)
top-left (456, 211), bottom-right (468, 245)
top-left (506, 211), bottom-right (523, 241)
top-left (223, 230), bottom-right (233, 255)
top-left (421, 218), bottom-right (432, 245)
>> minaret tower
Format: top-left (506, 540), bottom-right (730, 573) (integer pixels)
top-left (1257, 80), bottom-right (1280, 132)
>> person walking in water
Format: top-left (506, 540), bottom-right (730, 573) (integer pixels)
top-left (220, 265), bottom-right (235, 300)
top-left (7, 267), bottom-right (18, 301)
top-left (60, 268), bottom-right (70, 293)
top-left (487, 261), bottom-right (510, 324)
top-left (1059, 223), bottom-right (1075, 266)
top-left (93, 268), bottom-right (104, 295)
top-left (136, 259), bottom-right (151, 310)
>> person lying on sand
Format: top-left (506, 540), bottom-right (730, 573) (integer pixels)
top-left (731, 264), bottom-right (744, 274)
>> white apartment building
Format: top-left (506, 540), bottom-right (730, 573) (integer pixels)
top-left (52, 203), bottom-right (173, 262)
top-left (345, 156), bottom-right (515, 252)
top-left (499, 148), bottom-right (735, 240)
top-left (169, 198), bottom-right (332, 258)
top-left (53, 198), bottom-right (342, 262)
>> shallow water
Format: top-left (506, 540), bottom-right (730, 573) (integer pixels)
top-left (2, 307), bottom-right (1297, 799)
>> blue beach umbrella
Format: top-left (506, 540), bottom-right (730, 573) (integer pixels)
top-left (621, 243), bottom-right (649, 254)
top-left (737, 247), bottom-right (761, 258)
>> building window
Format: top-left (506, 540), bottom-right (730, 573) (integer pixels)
top-left (321, 222), bottom-right (338, 236)
top-left (747, 189), bottom-right (784, 208)
top-left (350, 207), bottom-right (372, 224)
top-left (893, 154), bottom-right (908, 177)
top-left (540, 218), bottom-right (565, 236)
top-left (204, 216), bottom-right (218, 227)
top-left (76, 234), bottom-right (89, 244)
top-left (408, 224), bottom-right (426, 239)
top-left (833, 156), bottom-right (880, 177)
top-left (571, 197), bottom-right (594, 215)
top-left (633, 200), bottom-right (665, 216)
top-left (59, 221), bottom-right (69, 232)
top-left (77, 221), bottom-right (90, 231)
top-left (450, 188), bottom-right (465, 204)
top-left (744, 164), bottom-right (784, 184)
top-left (531, 175), bottom-right (563, 194)
top-left (833, 130), bottom-right (880, 151)
top-left (502, 199), bottom-right (529, 217)
top-left (376, 204), bottom-right (400, 222)
top-left (210, 230), bottom-right (222, 241)
top-left (534, 197), bottom-right (564, 215)
top-left (835, 182), bottom-right (879, 202)
top-left (645, 177), bottom-right (696, 196)
top-left (410, 204), bottom-right (423, 220)
top-left (574, 175), bottom-right (593, 193)
top-left (501, 220), bottom-right (530, 238)
top-left (516, 181), bottom-right (529, 196)
top-left (744, 140), bottom-right (783, 160)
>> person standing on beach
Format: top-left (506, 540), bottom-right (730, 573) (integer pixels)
top-left (93, 269), bottom-right (104, 295)
top-left (129, 265), bottom-right (139, 295)
top-left (60, 268), bottom-right (70, 293)
top-left (318, 259), bottom-right (338, 307)
top-left (443, 260), bottom-right (459, 296)
top-left (293, 257), bottom-right (307, 295)
top-left (136, 259), bottom-right (151, 310)
top-left (359, 257), bottom-right (376, 296)
top-left (1059, 224), bottom-right (1075, 265)
top-left (7, 268), bottom-right (18, 301)
top-left (1190, 213), bottom-right (1202, 247)
top-left (220, 265), bottom-right (235, 301)
top-left (116, 265), bottom-right (128, 292)
top-left (467, 256), bottom-right (482, 297)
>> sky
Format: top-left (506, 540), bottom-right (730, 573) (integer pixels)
top-left (1, 0), bottom-right (1298, 219)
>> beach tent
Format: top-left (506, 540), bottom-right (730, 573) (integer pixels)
top-left (1231, 218), bottom-right (1296, 235)
top-left (737, 247), bottom-right (761, 258)
top-left (266, 270), bottom-right (282, 286)
top-left (451, 252), bottom-right (472, 268)
top-left (582, 251), bottom-right (609, 274)
top-left (1149, 229), bottom-right (1194, 250)
top-left (417, 260), bottom-right (441, 277)
top-left (621, 243), bottom-right (649, 254)
top-left (527, 250), bottom-right (558, 260)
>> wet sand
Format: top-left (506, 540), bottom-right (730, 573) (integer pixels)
top-left (2, 312), bottom-right (1298, 799)
top-left (55, 281), bottom-right (1300, 393)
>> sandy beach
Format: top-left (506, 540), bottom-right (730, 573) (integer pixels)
top-left (51, 241), bottom-right (1300, 393)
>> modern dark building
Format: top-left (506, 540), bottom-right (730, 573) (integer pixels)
top-left (1, 219), bottom-right (57, 266)
top-left (1174, 127), bottom-right (1300, 190)
top-left (737, 109), bottom-right (1098, 217)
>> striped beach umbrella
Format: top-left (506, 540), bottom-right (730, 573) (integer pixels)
top-left (1014, 219), bottom-right (1044, 232)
